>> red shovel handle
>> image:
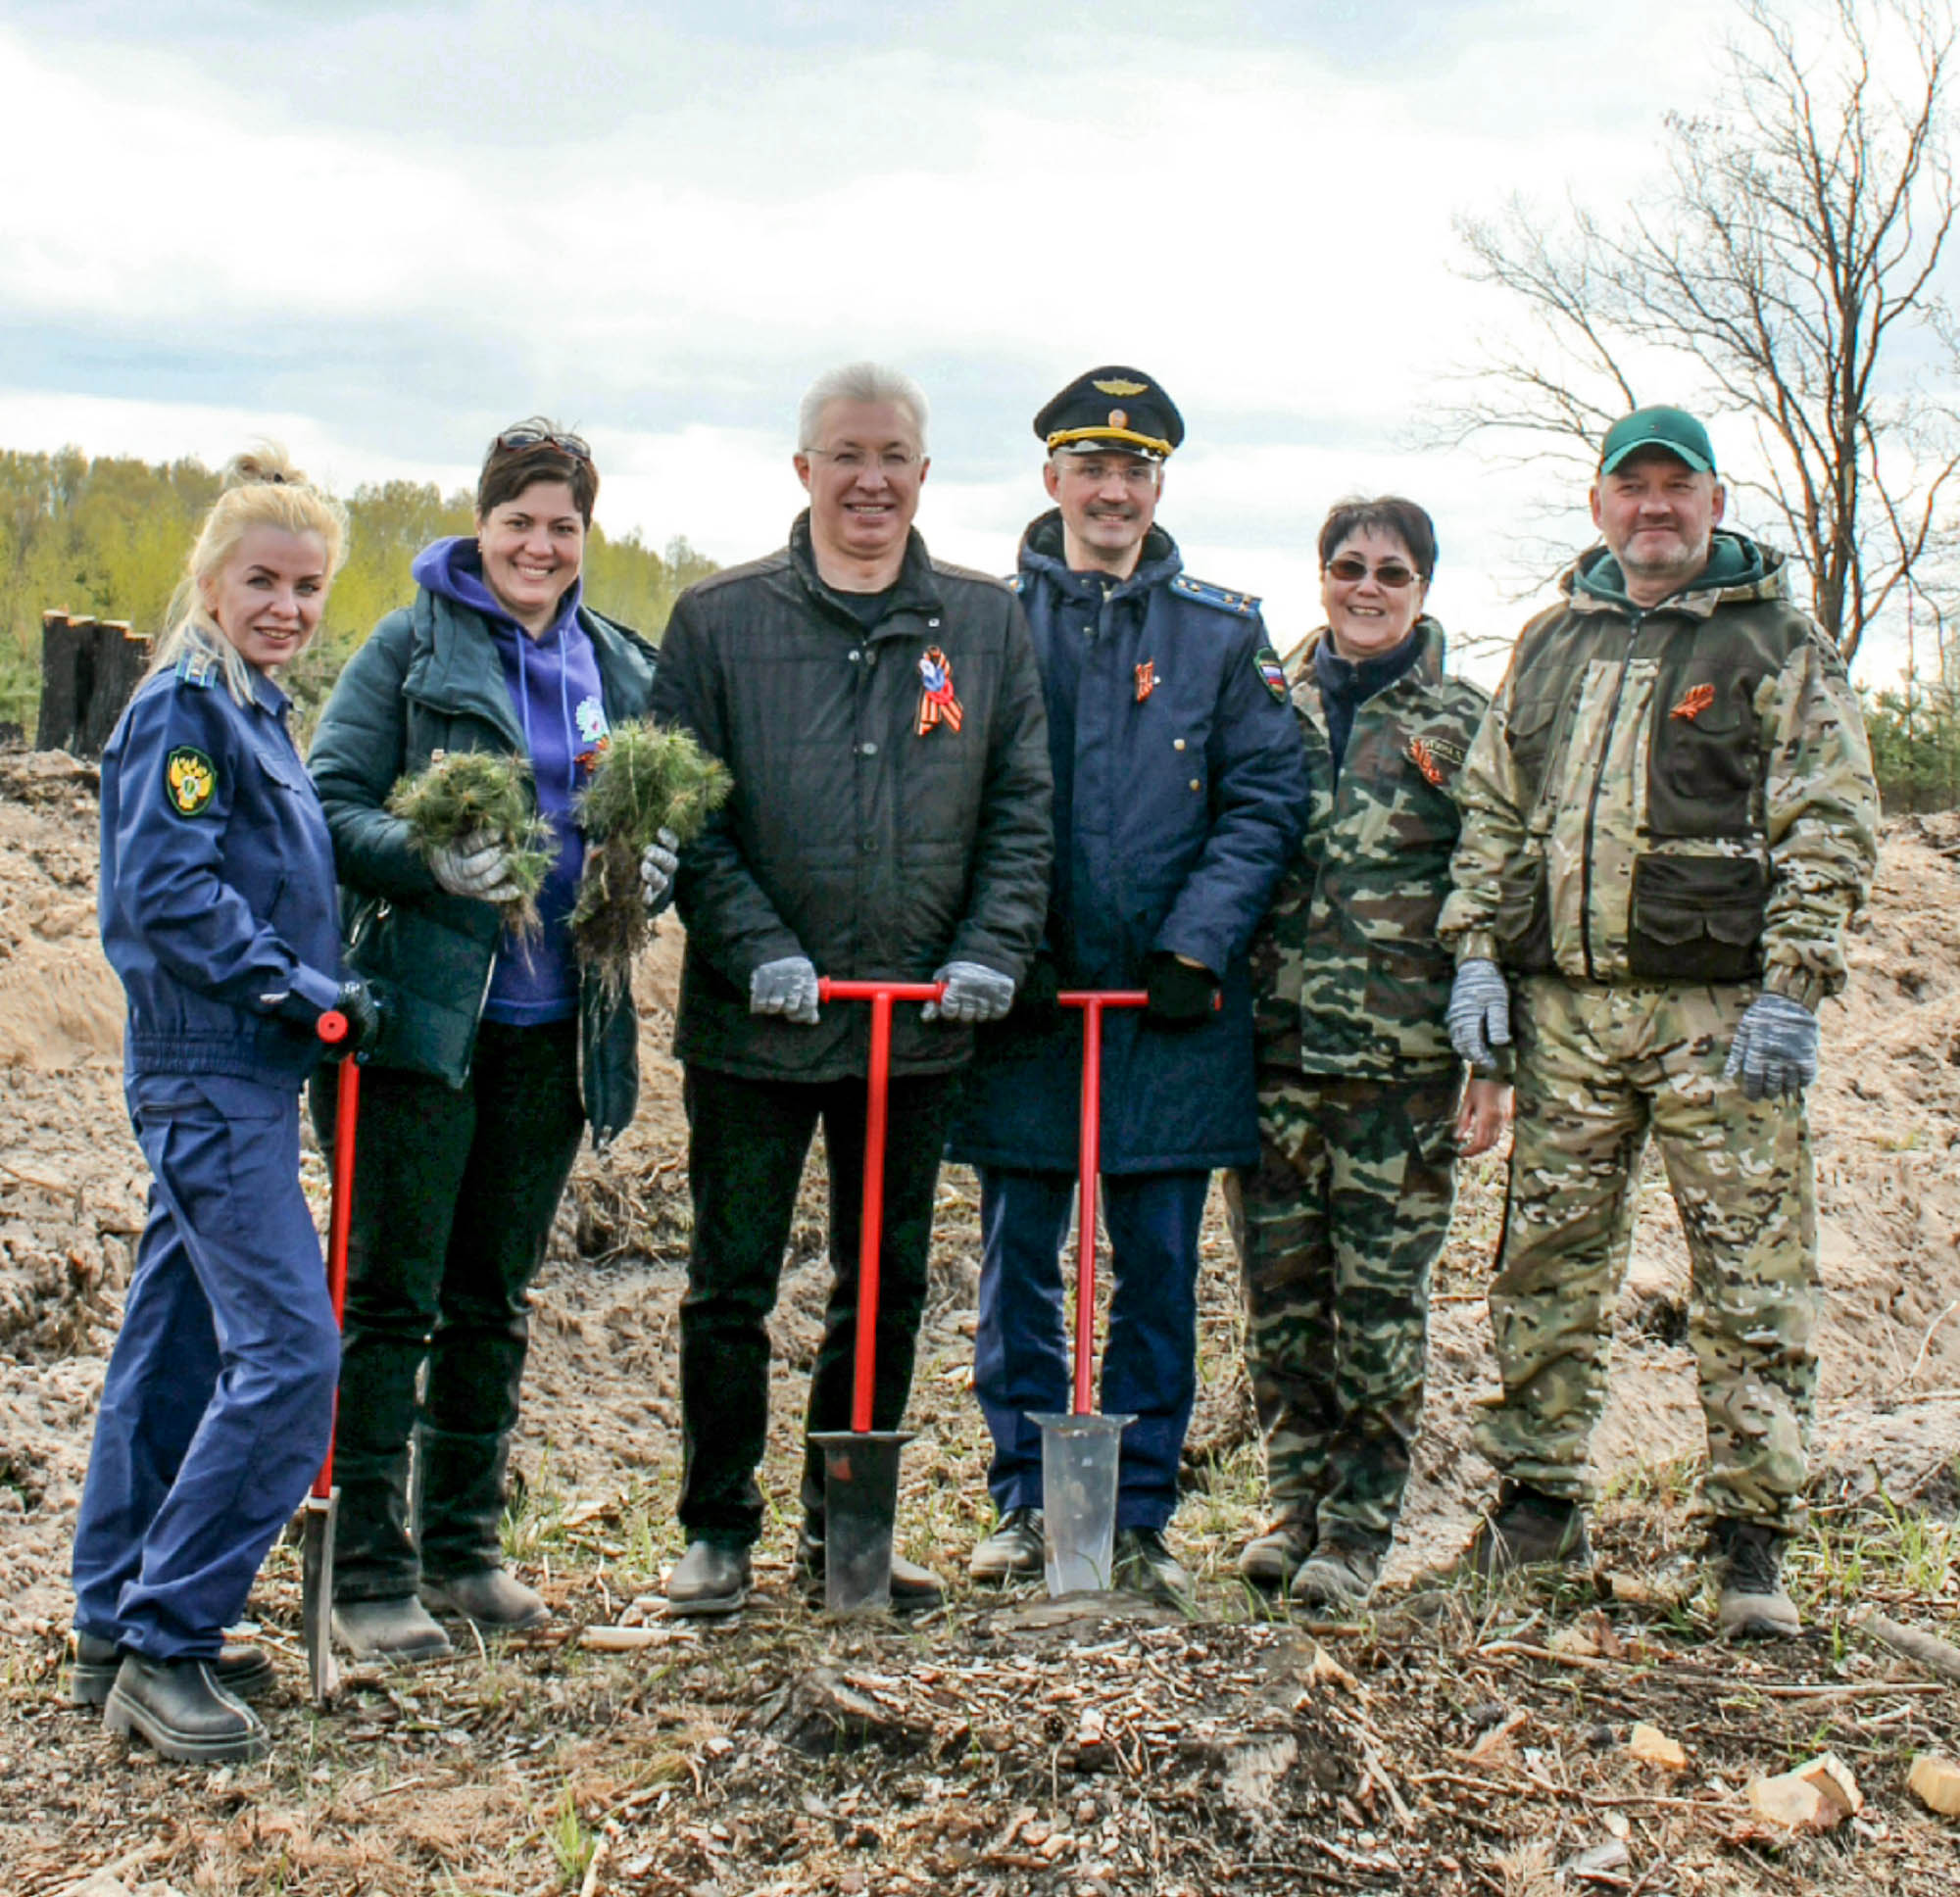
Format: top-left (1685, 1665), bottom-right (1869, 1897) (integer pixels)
top-left (813, 978), bottom-right (948, 1433)
top-left (1053, 987), bottom-right (1215, 1414)
top-left (313, 1015), bottom-right (360, 1499)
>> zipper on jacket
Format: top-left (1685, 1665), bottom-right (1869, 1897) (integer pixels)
top-left (1578, 612), bottom-right (1643, 982)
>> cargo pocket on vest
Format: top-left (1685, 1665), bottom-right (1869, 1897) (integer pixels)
top-left (1647, 677), bottom-right (1757, 838)
top-left (1627, 852), bottom-right (1767, 982)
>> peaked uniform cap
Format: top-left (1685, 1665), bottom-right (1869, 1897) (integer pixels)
top-left (1035, 366), bottom-right (1185, 462)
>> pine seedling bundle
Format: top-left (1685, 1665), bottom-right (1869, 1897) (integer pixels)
top-left (571, 719), bottom-right (732, 993)
top-left (386, 750), bottom-right (559, 939)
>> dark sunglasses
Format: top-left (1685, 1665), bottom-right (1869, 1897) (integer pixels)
top-left (494, 424), bottom-right (592, 462)
top-left (1325, 555), bottom-right (1422, 589)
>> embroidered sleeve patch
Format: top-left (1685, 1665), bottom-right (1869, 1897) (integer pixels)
top-left (1253, 646), bottom-right (1288, 704)
top-left (1408, 736), bottom-right (1446, 786)
top-left (166, 746), bottom-right (218, 816)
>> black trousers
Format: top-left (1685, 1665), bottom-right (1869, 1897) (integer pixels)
top-left (314, 1019), bottom-right (586, 1601)
top-left (678, 1062), bottom-right (957, 1547)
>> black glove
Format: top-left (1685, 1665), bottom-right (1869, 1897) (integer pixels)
top-left (1005, 950), bottom-right (1062, 1033)
top-left (1144, 952), bottom-right (1218, 1032)
top-left (327, 978), bottom-right (383, 1058)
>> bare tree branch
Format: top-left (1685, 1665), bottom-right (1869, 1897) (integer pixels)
top-left (1426, 0), bottom-right (1960, 667)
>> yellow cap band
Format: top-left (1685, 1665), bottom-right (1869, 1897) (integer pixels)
top-left (1046, 425), bottom-right (1173, 459)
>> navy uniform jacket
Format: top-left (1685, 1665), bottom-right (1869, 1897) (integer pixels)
top-left (948, 512), bottom-right (1309, 1173)
top-left (100, 650), bottom-right (344, 1085)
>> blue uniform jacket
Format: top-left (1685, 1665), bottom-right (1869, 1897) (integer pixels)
top-left (948, 513), bottom-right (1309, 1173)
top-left (100, 652), bottom-right (344, 1085)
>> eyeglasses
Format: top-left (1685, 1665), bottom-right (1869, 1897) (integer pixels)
top-left (1060, 459), bottom-right (1159, 488)
top-left (494, 424), bottom-right (592, 462)
top-left (1325, 555), bottom-right (1422, 589)
top-left (806, 448), bottom-right (924, 472)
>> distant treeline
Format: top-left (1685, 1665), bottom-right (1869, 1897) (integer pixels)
top-left (0, 447), bottom-right (716, 731)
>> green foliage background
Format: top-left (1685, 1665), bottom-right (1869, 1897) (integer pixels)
top-left (0, 446), bottom-right (716, 733)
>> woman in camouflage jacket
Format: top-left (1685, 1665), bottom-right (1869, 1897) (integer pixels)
top-left (1232, 496), bottom-right (1508, 1609)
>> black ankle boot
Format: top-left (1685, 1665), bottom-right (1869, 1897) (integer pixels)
top-left (103, 1654), bottom-right (270, 1765)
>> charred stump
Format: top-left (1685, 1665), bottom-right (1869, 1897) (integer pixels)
top-left (36, 611), bottom-right (150, 756)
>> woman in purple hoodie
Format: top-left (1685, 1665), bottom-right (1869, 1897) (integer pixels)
top-left (308, 422), bottom-right (668, 1660)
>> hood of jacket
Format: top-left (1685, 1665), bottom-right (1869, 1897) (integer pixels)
top-left (1564, 530), bottom-right (1781, 618)
top-left (1017, 509), bottom-right (1181, 602)
top-left (411, 534), bottom-right (585, 644)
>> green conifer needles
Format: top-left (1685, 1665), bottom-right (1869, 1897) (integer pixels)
top-left (386, 750), bottom-right (558, 938)
top-left (571, 720), bottom-right (731, 993)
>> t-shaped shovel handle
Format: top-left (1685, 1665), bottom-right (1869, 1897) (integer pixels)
top-left (814, 979), bottom-right (946, 1431)
top-left (1056, 993), bottom-right (1148, 1415)
top-left (1055, 987), bottom-right (1221, 1414)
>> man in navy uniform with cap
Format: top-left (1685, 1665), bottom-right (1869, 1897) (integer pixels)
top-left (950, 367), bottom-right (1309, 1598)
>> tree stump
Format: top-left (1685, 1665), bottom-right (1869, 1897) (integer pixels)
top-left (36, 611), bottom-right (151, 756)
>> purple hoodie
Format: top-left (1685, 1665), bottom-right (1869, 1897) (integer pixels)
top-left (411, 536), bottom-right (610, 1024)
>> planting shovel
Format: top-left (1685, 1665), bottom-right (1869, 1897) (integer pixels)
top-left (808, 977), bottom-right (945, 1613)
top-left (1026, 990), bottom-right (1145, 1595)
top-left (302, 1008), bottom-right (360, 1703)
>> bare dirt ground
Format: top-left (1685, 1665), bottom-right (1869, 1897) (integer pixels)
top-left (2, 748), bottom-right (1959, 1895)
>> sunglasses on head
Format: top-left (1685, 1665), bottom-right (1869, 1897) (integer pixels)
top-left (494, 424), bottom-right (592, 462)
top-left (1325, 554), bottom-right (1422, 589)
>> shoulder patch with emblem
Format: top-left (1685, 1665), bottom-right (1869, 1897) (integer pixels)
top-left (174, 649), bottom-right (218, 689)
top-left (1253, 646), bottom-right (1288, 704)
top-left (166, 746), bottom-right (218, 816)
top-left (1170, 573), bottom-right (1262, 620)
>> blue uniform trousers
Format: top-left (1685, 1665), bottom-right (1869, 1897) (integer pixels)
top-left (72, 1075), bottom-right (337, 1659)
top-left (973, 1166), bottom-right (1210, 1532)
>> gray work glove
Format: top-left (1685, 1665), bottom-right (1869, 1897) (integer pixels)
top-left (640, 827), bottom-right (680, 917)
top-left (924, 960), bottom-right (1016, 1025)
top-left (429, 826), bottom-right (521, 902)
top-left (750, 954), bottom-right (820, 1025)
top-left (1723, 992), bottom-right (1818, 1100)
top-left (1446, 957), bottom-right (1512, 1069)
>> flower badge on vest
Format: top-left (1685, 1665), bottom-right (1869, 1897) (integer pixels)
top-left (1670, 683), bottom-right (1716, 721)
top-left (916, 646), bottom-right (963, 735)
top-left (1135, 659), bottom-right (1156, 703)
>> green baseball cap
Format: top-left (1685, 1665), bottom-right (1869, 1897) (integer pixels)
top-left (1599, 406), bottom-right (1717, 475)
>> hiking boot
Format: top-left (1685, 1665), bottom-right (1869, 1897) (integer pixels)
top-left (666, 1539), bottom-right (753, 1617)
top-left (1290, 1540), bottom-right (1382, 1612)
top-left (69, 1631), bottom-right (274, 1709)
top-left (797, 1523), bottom-right (945, 1613)
top-left (1238, 1519), bottom-right (1317, 1594)
top-left (420, 1568), bottom-right (550, 1631)
top-left (103, 1654), bottom-right (270, 1766)
top-left (969, 1507), bottom-right (1045, 1584)
top-left (1462, 1481), bottom-right (1593, 1578)
top-left (1712, 1519), bottom-right (1801, 1638)
top-left (331, 1595), bottom-right (455, 1662)
top-left (1113, 1527), bottom-right (1192, 1603)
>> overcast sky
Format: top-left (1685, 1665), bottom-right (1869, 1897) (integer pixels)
top-left (0, 1), bottom-right (1928, 682)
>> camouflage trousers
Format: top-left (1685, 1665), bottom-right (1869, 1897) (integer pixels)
top-left (1229, 1067), bottom-right (1462, 1547)
top-left (1476, 978), bottom-right (1817, 1532)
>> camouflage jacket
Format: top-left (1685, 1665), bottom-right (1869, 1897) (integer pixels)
top-left (1251, 618), bottom-right (1492, 1082)
top-left (1437, 535), bottom-right (1878, 1007)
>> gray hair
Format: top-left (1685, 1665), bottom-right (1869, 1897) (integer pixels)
top-left (797, 362), bottom-right (929, 455)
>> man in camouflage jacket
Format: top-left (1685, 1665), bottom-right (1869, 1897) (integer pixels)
top-left (1439, 407), bottom-right (1879, 1636)
top-left (1234, 498), bottom-right (1504, 1609)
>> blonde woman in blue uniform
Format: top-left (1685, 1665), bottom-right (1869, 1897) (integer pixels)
top-left (72, 448), bottom-right (379, 1765)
